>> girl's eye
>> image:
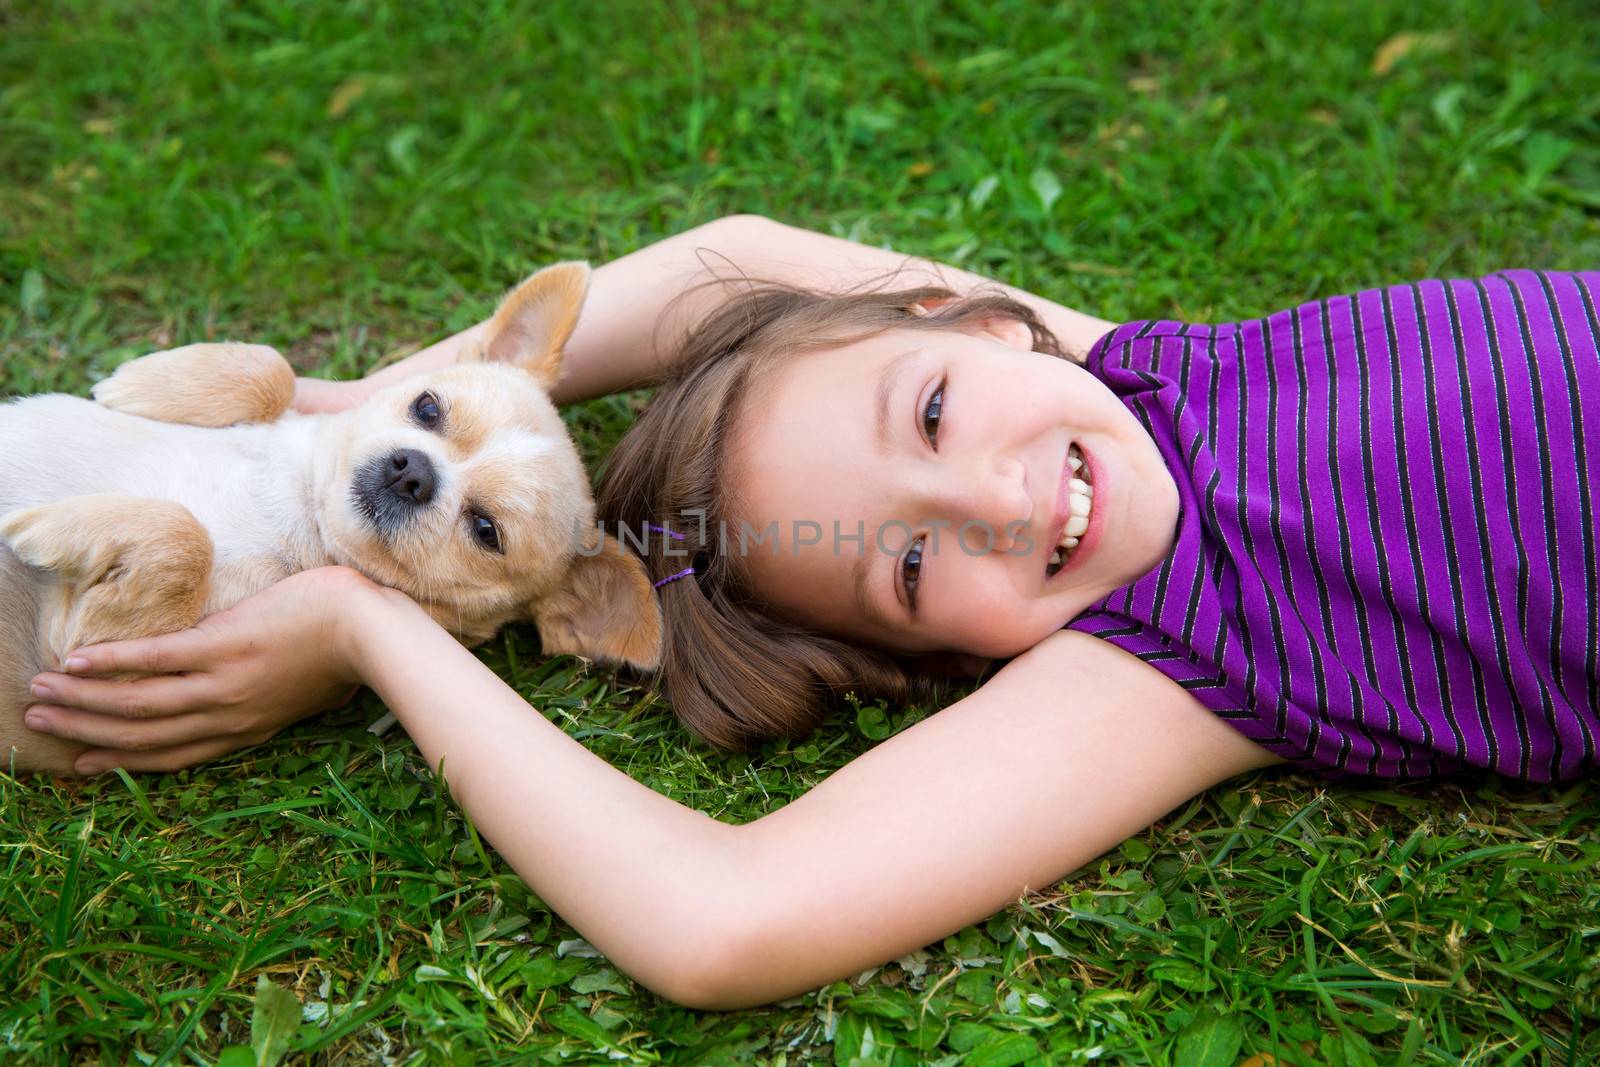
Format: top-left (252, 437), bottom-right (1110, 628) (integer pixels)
top-left (412, 391), bottom-right (442, 429)
top-left (469, 511), bottom-right (503, 554)
top-left (901, 534), bottom-right (926, 608)
top-left (922, 380), bottom-right (944, 447)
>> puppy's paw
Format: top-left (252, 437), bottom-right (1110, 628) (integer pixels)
top-left (93, 343), bottom-right (295, 426)
top-left (3, 496), bottom-right (214, 663)
top-left (1, 495), bottom-right (209, 584)
top-left (1, 502), bottom-right (80, 573)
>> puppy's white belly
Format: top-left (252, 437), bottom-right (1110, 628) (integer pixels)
top-left (0, 396), bottom-right (324, 587)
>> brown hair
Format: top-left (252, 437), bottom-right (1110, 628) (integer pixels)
top-left (594, 276), bottom-right (1070, 751)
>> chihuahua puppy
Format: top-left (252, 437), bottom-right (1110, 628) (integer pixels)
top-left (0, 263), bottom-right (661, 774)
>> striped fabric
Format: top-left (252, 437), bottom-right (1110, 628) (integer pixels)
top-left (1064, 270), bottom-right (1600, 783)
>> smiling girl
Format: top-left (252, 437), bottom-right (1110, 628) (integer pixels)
top-left (19, 214), bottom-right (1600, 1009)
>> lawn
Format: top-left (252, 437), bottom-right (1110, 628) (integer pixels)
top-left (2, 0), bottom-right (1598, 1063)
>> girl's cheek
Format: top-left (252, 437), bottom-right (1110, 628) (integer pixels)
top-left (957, 594), bottom-right (1024, 646)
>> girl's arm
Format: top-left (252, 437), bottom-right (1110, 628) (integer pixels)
top-left (31, 568), bottom-right (1284, 1008)
top-left (295, 215), bottom-right (1116, 412)
top-left (349, 586), bottom-right (1281, 1009)
top-left (353, 578), bottom-right (1284, 1007)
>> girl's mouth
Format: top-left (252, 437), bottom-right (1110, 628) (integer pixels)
top-left (1045, 441), bottom-right (1096, 579)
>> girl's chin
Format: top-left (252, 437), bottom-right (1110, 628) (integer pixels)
top-left (968, 627), bottom-right (1064, 661)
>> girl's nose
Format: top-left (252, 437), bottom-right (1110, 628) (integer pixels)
top-left (943, 456), bottom-right (1032, 554)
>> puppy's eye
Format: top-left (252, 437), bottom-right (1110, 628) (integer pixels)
top-left (468, 511), bottom-right (503, 554)
top-left (411, 391), bottom-right (442, 429)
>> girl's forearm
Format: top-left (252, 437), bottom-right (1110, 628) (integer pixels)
top-left (343, 587), bottom-right (746, 1007)
top-left (309, 216), bottom-right (769, 410)
top-left (305, 214), bottom-right (1115, 410)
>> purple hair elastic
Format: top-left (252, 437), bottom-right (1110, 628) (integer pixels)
top-left (653, 566), bottom-right (696, 589)
top-left (646, 524), bottom-right (693, 587)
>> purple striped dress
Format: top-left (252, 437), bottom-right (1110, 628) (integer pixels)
top-left (1064, 270), bottom-right (1600, 783)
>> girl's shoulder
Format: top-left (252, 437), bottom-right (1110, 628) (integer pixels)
top-left (998, 630), bottom-right (1287, 776)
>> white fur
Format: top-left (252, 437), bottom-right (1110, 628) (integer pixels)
top-left (0, 395), bottom-right (343, 610)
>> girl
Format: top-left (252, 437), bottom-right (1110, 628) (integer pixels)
top-left (19, 215), bottom-right (1599, 1010)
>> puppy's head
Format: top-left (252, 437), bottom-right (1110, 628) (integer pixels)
top-left (317, 263), bottom-right (661, 668)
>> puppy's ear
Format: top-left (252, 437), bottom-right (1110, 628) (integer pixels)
top-left (529, 530), bottom-right (662, 670)
top-left (479, 261), bottom-right (592, 388)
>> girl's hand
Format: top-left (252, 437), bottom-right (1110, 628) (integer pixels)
top-left (23, 566), bottom-right (378, 774)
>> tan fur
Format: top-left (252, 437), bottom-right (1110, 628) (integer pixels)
top-left (93, 343), bottom-right (296, 426)
top-left (531, 532), bottom-right (663, 670)
top-left (1, 262), bottom-right (660, 775)
top-left (0, 551), bottom-right (53, 773)
top-left (1, 495), bottom-right (212, 774)
top-left (206, 556), bottom-right (297, 616)
top-left (481, 262), bottom-right (589, 387)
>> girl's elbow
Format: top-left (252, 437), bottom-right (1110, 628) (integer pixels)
top-left (637, 927), bottom-right (757, 1011)
top-left (706, 212), bottom-right (779, 243)
top-left (664, 919), bottom-right (827, 1011)
top-left (618, 839), bottom-right (807, 1010)
top-left (631, 910), bottom-right (792, 1011)
top-left (649, 965), bottom-right (742, 1012)
top-left (713, 210), bottom-right (768, 226)
top-left (657, 962), bottom-right (774, 1013)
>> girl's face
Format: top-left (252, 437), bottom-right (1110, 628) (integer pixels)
top-left (726, 318), bottom-right (1180, 665)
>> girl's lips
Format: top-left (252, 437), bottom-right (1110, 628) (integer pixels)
top-left (1046, 440), bottom-right (1104, 583)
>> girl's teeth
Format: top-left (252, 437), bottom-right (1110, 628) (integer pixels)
top-left (1052, 445), bottom-right (1095, 574)
top-left (1067, 442), bottom-right (1092, 485)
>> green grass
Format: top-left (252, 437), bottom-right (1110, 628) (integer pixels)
top-left (3, 0), bottom-right (1599, 1062)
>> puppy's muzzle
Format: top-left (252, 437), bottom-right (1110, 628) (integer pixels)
top-left (353, 448), bottom-right (438, 537)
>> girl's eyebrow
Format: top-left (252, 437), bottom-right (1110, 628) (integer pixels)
top-left (873, 349), bottom-right (921, 455)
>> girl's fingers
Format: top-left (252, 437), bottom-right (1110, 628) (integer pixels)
top-left (25, 704), bottom-right (235, 750)
top-left (76, 736), bottom-right (250, 776)
top-left (58, 627), bottom-right (223, 678)
top-left (28, 671), bottom-right (219, 718)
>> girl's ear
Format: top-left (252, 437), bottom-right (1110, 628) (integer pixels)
top-left (966, 315), bottom-right (1035, 351)
top-left (908, 294), bottom-right (959, 317)
top-left (476, 261), bottom-right (592, 388)
top-left (528, 530), bottom-right (663, 670)
top-left (909, 297), bottom-right (1035, 352)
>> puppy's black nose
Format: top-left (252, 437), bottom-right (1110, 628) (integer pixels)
top-left (383, 449), bottom-right (436, 505)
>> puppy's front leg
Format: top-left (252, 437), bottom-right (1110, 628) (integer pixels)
top-left (93, 342), bottom-right (296, 426)
top-left (1, 495), bottom-right (214, 774)
top-left (1, 494), bottom-right (214, 663)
